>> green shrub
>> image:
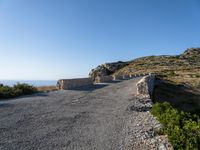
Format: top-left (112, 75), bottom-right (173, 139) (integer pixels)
top-left (0, 83), bottom-right (37, 99)
top-left (151, 102), bottom-right (200, 150)
top-left (0, 86), bottom-right (15, 98)
top-left (14, 83), bottom-right (37, 95)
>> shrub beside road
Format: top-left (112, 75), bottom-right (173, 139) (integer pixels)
top-left (0, 83), bottom-right (37, 99)
top-left (151, 102), bottom-right (200, 150)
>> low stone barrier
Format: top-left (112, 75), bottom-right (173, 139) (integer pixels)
top-left (129, 74), bottom-right (134, 78)
top-left (136, 75), bottom-right (156, 98)
top-left (95, 76), bottom-right (113, 83)
top-left (134, 75), bottom-right (171, 149)
top-left (57, 78), bottom-right (93, 90)
top-left (123, 74), bottom-right (130, 79)
top-left (113, 75), bottom-right (124, 80)
top-left (113, 73), bottom-right (151, 80)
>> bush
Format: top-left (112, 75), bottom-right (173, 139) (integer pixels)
top-left (14, 83), bottom-right (37, 95)
top-left (151, 102), bottom-right (200, 150)
top-left (0, 83), bottom-right (37, 99)
top-left (0, 86), bottom-right (15, 98)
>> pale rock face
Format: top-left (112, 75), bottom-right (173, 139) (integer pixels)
top-left (136, 75), bottom-right (155, 98)
top-left (89, 61), bottom-right (128, 81)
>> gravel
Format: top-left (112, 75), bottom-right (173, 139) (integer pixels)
top-left (0, 77), bottom-right (171, 150)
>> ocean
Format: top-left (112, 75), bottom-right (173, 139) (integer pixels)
top-left (0, 80), bottom-right (57, 87)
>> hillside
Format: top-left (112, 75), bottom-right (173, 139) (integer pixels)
top-left (114, 48), bottom-right (200, 87)
top-left (90, 48), bottom-right (200, 113)
top-left (90, 48), bottom-right (200, 87)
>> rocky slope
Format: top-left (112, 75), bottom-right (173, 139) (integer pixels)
top-left (89, 61), bottom-right (129, 80)
top-left (116, 48), bottom-right (200, 87)
top-left (90, 48), bottom-right (200, 87)
top-left (115, 48), bottom-right (200, 73)
top-left (89, 48), bottom-right (200, 114)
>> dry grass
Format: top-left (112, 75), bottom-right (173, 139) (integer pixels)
top-left (36, 86), bottom-right (58, 92)
top-left (159, 68), bottom-right (200, 88)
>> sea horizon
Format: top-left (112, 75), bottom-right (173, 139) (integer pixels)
top-left (0, 80), bottom-right (57, 87)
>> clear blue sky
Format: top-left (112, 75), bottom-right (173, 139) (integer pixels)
top-left (0, 0), bottom-right (200, 80)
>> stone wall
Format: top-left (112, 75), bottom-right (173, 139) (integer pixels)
top-left (136, 75), bottom-right (156, 98)
top-left (122, 74), bottom-right (130, 79)
top-left (135, 75), bottom-right (172, 149)
top-left (57, 73), bottom-right (155, 90)
top-left (95, 76), bottom-right (113, 83)
top-left (113, 75), bottom-right (123, 80)
top-left (57, 78), bottom-right (93, 90)
top-left (113, 73), bottom-right (151, 81)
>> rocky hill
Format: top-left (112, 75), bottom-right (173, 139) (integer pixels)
top-left (90, 48), bottom-right (200, 87)
top-left (90, 47), bottom-right (200, 114)
top-left (89, 61), bottom-right (129, 80)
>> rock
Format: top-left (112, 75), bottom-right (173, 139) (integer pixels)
top-left (127, 96), bottom-right (153, 112)
top-left (124, 93), bottom-right (172, 150)
top-left (136, 75), bottom-right (155, 98)
top-left (182, 48), bottom-right (200, 57)
top-left (89, 61), bottom-right (129, 81)
top-left (127, 103), bottom-right (151, 112)
top-left (159, 144), bottom-right (167, 150)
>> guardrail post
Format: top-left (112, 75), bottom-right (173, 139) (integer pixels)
top-left (113, 75), bottom-right (116, 81)
top-left (61, 80), bottom-right (64, 90)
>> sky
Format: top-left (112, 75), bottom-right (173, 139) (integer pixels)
top-left (0, 0), bottom-right (200, 80)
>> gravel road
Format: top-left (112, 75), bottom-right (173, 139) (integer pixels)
top-left (0, 77), bottom-right (146, 150)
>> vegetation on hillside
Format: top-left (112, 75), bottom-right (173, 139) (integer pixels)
top-left (151, 102), bottom-right (200, 150)
top-left (114, 48), bottom-right (200, 88)
top-left (0, 83), bottom-right (37, 99)
top-left (113, 48), bottom-right (200, 112)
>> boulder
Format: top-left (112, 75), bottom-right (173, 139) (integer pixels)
top-left (89, 61), bottom-right (129, 81)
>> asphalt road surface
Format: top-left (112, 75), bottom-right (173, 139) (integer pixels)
top-left (0, 77), bottom-right (142, 150)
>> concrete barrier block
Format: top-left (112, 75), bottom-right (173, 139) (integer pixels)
top-left (95, 76), bottom-right (113, 83)
top-left (112, 75), bottom-right (116, 80)
top-left (57, 78), bottom-right (93, 90)
top-left (114, 75), bottom-right (123, 80)
top-left (123, 74), bottom-right (130, 79)
top-left (136, 75), bottom-right (155, 98)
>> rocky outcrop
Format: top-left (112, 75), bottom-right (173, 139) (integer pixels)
top-left (181, 48), bottom-right (200, 57)
top-left (89, 61), bottom-right (129, 81)
top-left (179, 48), bottom-right (200, 66)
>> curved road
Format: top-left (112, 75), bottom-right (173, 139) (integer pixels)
top-left (0, 78), bottom-right (142, 150)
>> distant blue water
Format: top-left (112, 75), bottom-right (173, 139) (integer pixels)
top-left (0, 80), bottom-right (57, 87)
